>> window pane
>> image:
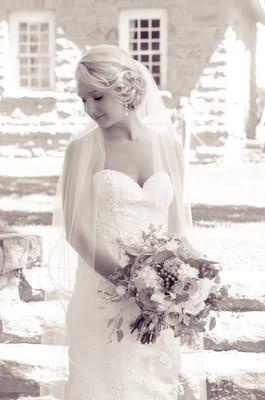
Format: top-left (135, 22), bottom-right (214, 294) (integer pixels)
top-left (31, 66), bottom-right (38, 75)
top-left (152, 30), bottom-right (160, 39)
top-left (140, 31), bottom-right (148, 39)
top-left (40, 44), bottom-right (49, 52)
top-left (30, 24), bottom-right (38, 31)
top-left (20, 78), bottom-right (28, 86)
top-left (19, 33), bottom-right (28, 42)
top-left (130, 30), bottom-right (138, 40)
top-left (152, 54), bottom-right (160, 62)
top-left (19, 44), bottom-right (27, 52)
top-left (152, 19), bottom-right (160, 27)
top-left (41, 78), bottom-right (49, 87)
top-left (30, 44), bottom-right (38, 53)
top-left (31, 78), bottom-right (39, 87)
top-left (20, 57), bottom-right (28, 65)
top-left (152, 42), bottom-right (160, 50)
top-left (30, 33), bottom-right (38, 42)
top-left (19, 23), bottom-right (28, 31)
top-left (41, 23), bottom-right (49, 31)
top-left (152, 65), bottom-right (160, 74)
top-left (140, 42), bottom-right (149, 50)
top-left (133, 54), bottom-right (139, 60)
top-left (40, 33), bottom-right (49, 42)
top-left (140, 20), bottom-right (149, 28)
top-left (129, 42), bottom-right (138, 51)
top-left (41, 67), bottom-right (49, 77)
top-left (20, 67), bottom-right (29, 75)
top-left (141, 55), bottom-right (149, 62)
top-left (30, 57), bottom-right (38, 65)
top-left (40, 56), bottom-right (49, 64)
top-left (154, 76), bottom-right (160, 85)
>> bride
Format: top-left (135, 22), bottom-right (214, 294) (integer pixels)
top-left (43, 44), bottom-right (206, 400)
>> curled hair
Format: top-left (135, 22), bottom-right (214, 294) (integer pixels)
top-left (75, 45), bottom-right (146, 110)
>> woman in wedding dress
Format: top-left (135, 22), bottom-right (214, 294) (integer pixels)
top-left (44, 44), bottom-right (206, 400)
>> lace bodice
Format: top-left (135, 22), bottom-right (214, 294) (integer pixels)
top-left (94, 169), bottom-right (173, 262)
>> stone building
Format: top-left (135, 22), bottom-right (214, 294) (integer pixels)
top-left (0, 0), bottom-right (264, 157)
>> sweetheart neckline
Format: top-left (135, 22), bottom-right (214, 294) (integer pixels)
top-left (93, 169), bottom-right (170, 189)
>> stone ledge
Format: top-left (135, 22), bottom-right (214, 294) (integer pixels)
top-left (0, 233), bottom-right (41, 274)
top-left (0, 345), bottom-right (265, 398)
top-left (0, 300), bottom-right (65, 345)
top-left (1, 299), bottom-right (265, 354)
top-left (219, 270), bottom-right (265, 311)
top-left (204, 311), bottom-right (265, 352)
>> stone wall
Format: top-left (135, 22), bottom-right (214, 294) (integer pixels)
top-left (0, 0), bottom-right (261, 153)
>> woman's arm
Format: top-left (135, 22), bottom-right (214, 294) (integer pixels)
top-left (68, 225), bottom-right (122, 282)
top-left (61, 137), bottom-right (122, 282)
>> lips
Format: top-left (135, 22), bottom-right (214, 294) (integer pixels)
top-left (94, 114), bottom-right (104, 121)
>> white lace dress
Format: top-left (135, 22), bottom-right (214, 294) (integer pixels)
top-left (65, 170), bottom-right (202, 400)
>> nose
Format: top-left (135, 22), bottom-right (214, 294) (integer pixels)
top-left (84, 98), bottom-right (97, 117)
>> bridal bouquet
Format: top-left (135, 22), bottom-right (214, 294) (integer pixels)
top-left (107, 225), bottom-right (228, 345)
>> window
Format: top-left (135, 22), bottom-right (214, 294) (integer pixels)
top-left (8, 12), bottom-right (55, 92)
top-left (119, 9), bottom-right (168, 88)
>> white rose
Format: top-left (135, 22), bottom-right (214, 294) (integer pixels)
top-left (115, 285), bottom-right (126, 296)
top-left (181, 278), bottom-right (213, 316)
top-left (151, 292), bottom-right (171, 311)
top-left (183, 300), bottom-right (205, 316)
top-left (197, 278), bottom-right (214, 301)
top-left (132, 266), bottom-right (161, 290)
top-left (178, 263), bottom-right (198, 279)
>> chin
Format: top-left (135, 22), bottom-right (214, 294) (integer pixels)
top-left (97, 118), bottom-right (114, 129)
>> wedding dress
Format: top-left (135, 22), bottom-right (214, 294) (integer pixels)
top-left (65, 169), bottom-right (204, 400)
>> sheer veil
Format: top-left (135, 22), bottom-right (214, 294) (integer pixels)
top-left (40, 44), bottom-right (206, 399)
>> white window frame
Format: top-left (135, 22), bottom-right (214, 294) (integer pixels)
top-left (8, 11), bottom-right (55, 94)
top-left (119, 8), bottom-right (168, 88)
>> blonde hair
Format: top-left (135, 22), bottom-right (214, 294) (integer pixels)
top-left (75, 44), bottom-right (146, 110)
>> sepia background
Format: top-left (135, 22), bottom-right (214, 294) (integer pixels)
top-left (0, 0), bottom-right (265, 399)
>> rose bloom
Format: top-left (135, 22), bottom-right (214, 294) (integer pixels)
top-left (132, 266), bottom-right (162, 290)
top-left (115, 285), bottom-right (126, 296)
top-left (178, 263), bottom-right (199, 280)
top-left (151, 291), bottom-right (171, 311)
top-left (180, 278), bottom-right (214, 316)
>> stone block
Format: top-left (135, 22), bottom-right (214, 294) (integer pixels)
top-left (205, 311), bottom-right (265, 352)
top-left (0, 343), bottom-right (67, 395)
top-left (220, 270), bottom-right (265, 311)
top-left (0, 300), bottom-right (66, 344)
top-left (0, 233), bottom-right (41, 275)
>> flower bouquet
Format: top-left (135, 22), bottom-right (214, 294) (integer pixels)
top-left (107, 225), bottom-right (228, 345)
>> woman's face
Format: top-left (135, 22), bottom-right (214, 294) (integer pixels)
top-left (77, 82), bottom-right (127, 129)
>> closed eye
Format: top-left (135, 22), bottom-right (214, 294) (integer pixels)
top-left (81, 96), bottom-right (103, 103)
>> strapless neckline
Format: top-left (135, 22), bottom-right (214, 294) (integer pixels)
top-left (93, 169), bottom-right (171, 190)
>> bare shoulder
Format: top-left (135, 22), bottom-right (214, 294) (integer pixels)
top-left (64, 128), bottom-right (98, 162)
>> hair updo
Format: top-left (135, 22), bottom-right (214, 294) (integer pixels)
top-left (75, 45), bottom-right (146, 110)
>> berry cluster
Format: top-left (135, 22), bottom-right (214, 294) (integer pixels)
top-left (156, 264), bottom-right (178, 290)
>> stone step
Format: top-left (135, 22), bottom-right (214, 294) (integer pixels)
top-left (219, 270), bottom-right (265, 311)
top-left (1, 208), bottom-right (265, 229)
top-left (0, 132), bottom-right (70, 158)
top-left (0, 344), bottom-right (264, 399)
top-left (0, 286), bottom-right (265, 352)
top-left (0, 157), bottom-right (62, 177)
top-left (1, 293), bottom-right (265, 353)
